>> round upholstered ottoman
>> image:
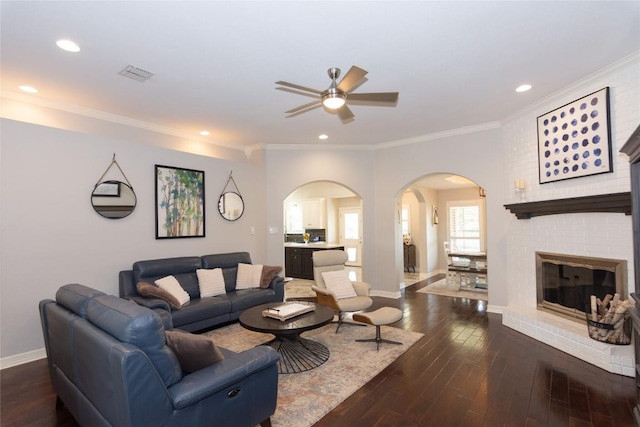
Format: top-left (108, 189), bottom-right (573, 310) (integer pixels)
top-left (353, 307), bottom-right (403, 350)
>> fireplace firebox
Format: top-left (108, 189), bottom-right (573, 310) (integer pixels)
top-left (536, 252), bottom-right (627, 322)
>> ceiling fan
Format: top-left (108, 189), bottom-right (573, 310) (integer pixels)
top-left (275, 66), bottom-right (399, 123)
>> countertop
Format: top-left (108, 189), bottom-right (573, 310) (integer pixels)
top-left (284, 242), bottom-right (345, 249)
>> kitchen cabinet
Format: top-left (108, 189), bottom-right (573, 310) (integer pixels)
top-left (284, 244), bottom-right (344, 280)
top-left (302, 199), bottom-right (325, 229)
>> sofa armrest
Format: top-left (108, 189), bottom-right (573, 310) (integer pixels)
top-left (128, 295), bottom-right (171, 312)
top-left (168, 346), bottom-right (279, 409)
top-left (268, 276), bottom-right (285, 302)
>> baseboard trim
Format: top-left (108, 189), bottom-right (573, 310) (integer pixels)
top-left (371, 290), bottom-right (402, 299)
top-left (1, 348), bottom-right (47, 370)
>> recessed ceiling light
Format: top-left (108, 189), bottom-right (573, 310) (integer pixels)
top-left (200, 130), bottom-right (210, 136)
top-left (516, 84), bottom-right (532, 93)
top-left (56, 39), bottom-right (80, 52)
top-left (318, 134), bottom-right (328, 140)
top-left (18, 85), bottom-right (38, 94)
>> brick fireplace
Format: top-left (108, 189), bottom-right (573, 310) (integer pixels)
top-left (502, 196), bottom-right (634, 377)
top-left (536, 251), bottom-right (627, 322)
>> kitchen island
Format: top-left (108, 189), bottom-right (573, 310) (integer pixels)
top-left (284, 242), bottom-right (345, 280)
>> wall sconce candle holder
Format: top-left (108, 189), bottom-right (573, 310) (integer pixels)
top-left (514, 179), bottom-right (527, 202)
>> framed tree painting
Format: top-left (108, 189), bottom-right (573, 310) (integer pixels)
top-left (537, 87), bottom-right (612, 184)
top-left (155, 165), bottom-right (205, 239)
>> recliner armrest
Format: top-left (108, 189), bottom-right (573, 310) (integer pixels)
top-left (311, 286), bottom-right (341, 311)
top-left (351, 280), bottom-right (371, 296)
top-left (168, 346), bottom-right (279, 409)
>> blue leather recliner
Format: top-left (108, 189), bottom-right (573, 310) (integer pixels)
top-left (39, 284), bottom-right (279, 427)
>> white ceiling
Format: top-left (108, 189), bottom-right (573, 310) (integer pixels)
top-left (1, 1), bottom-right (639, 151)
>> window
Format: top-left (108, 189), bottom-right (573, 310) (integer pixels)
top-left (401, 205), bottom-right (410, 237)
top-left (447, 199), bottom-right (485, 252)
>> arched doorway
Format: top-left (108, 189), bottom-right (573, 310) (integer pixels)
top-left (399, 173), bottom-right (488, 294)
top-left (283, 181), bottom-right (363, 285)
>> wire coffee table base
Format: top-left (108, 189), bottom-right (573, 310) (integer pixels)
top-left (239, 303), bottom-right (334, 374)
top-left (265, 335), bottom-right (330, 374)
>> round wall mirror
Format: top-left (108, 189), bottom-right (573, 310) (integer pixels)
top-left (91, 180), bottom-right (137, 219)
top-left (218, 191), bottom-right (244, 221)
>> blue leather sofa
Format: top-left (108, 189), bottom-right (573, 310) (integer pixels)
top-left (39, 283), bottom-right (279, 427)
top-left (119, 252), bottom-right (285, 332)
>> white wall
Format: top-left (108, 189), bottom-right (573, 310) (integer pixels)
top-left (0, 119), bottom-right (267, 360)
top-left (373, 128), bottom-right (508, 306)
top-left (263, 127), bottom-right (508, 304)
top-left (502, 54), bottom-right (639, 309)
top-left (263, 148), bottom-right (377, 282)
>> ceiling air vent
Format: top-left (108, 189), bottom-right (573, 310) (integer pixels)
top-left (118, 65), bottom-right (154, 82)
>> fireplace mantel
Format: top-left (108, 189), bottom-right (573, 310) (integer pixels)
top-left (504, 192), bottom-right (631, 219)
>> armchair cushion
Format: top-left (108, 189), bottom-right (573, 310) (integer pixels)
top-left (321, 270), bottom-right (358, 299)
top-left (165, 329), bottom-right (224, 373)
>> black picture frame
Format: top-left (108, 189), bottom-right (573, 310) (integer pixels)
top-left (537, 87), bottom-right (612, 184)
top-left (155, 164), bottom-right (205, 239)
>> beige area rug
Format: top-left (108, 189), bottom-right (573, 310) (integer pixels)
top-left (284, 278), bottom-right (316, 299)
top-left (415, 278), bottom-right (488, 301)
top-left (205, 322), bottom-right (423, 427)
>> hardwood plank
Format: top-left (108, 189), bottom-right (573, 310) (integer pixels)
top-left (1, 274), bottom-right (636, 427)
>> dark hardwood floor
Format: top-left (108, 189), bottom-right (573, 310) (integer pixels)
top-left (1, 276), bottom-right (636, 426)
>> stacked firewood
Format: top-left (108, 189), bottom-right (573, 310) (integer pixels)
top-left (588, 293), bottom-right (632, 345)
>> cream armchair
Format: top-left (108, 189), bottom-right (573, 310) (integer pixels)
top-left (311, 250), bottom-right (373, 333)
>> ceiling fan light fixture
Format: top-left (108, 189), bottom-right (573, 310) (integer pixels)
top-left (322, 92), bottom-right (346, 110)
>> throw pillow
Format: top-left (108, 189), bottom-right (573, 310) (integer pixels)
top-left (155, 275), bottom-right (190, 307)
top-left (260, 265), bottom-right (283, 288)
top-left (236, 263), bottom-right (263, 290)
top-left (196, 268), bottom-right (226, 297)
top-left (321, 270), bottom-right (358, 299)
top-left (136, 281), bottom-right (183, 310)
top-left (165, 330), bottom-right (224, 373)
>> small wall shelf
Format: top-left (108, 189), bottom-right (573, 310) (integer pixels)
top-left (504, 192), bottom-right (631, 219)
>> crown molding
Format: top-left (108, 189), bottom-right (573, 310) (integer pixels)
top-left (0, 90), bottom-right (245, 153)
top-left (375, 121), bottom-right (502, 149)
top-left (265, 142), bottom-right (374, 151)
top-left (502, 50), bottom-right (640, 124)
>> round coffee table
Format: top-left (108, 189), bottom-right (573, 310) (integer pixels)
top-left (239, 302), bottom-right (334, 374)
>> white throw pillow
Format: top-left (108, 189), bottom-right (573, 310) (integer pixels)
top-left (236, 263), bottom-right (263, 290)
top-left (321, 270), bottom-right (358, 299)
top-left (155, 275), bottom-right (190, 306)
top-left (196, 268), bottom-right (226, 297)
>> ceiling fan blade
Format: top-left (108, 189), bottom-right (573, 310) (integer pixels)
top-left (276, 87), bottom-right (321, 100)
top-left (337, 66), bottom-right (368, 93)
top-left (275, 81), bottom-right (323, 95)
top-left (285, 103), bottom-right (323, 118)
top-left (348, 92), bottom-right (399, 104)
top-left (337, 104), bottom-right (355, 122)
top-left (286, 100), bottom-right (322, 114)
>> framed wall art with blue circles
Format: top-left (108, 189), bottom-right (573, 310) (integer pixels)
top-left (537, 87), bottom-right (612, 184)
